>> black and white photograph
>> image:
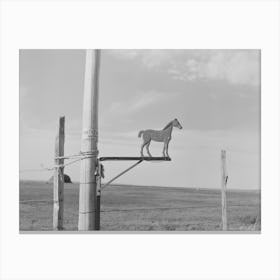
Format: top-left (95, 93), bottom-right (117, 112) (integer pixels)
top-left (1, 1), bottom-right (280, 280)
top-left (20, 49), bottom-right (261, 232)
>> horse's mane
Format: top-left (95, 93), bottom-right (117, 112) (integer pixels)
top-left (163, 120), bottom-right (173, 130)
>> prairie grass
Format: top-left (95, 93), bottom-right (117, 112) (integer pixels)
top-left (20, 181), bottom-right (260, 231)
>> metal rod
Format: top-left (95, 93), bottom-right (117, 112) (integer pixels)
top-left (102, 160), bottom-right (143, 188)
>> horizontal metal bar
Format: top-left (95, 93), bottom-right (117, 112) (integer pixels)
top-left (99, 156), bottom-right (171, 162)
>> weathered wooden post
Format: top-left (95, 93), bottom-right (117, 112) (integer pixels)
top-left (221, 150), bottom-right (228, 231)
top-left (53, 116), bottom-right (65, 230)
top-left (78, 49), bottom-right (101, 230)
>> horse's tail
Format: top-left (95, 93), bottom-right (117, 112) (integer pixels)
top-left (138, 130), bottom-right (144, 138)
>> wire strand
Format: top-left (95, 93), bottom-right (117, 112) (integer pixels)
top-left (19, 154), bottom-right (95, 173)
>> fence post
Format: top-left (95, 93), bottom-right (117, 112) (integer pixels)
top-left (53, 116), bottom-right (65, 230)
top-left (221, 150), bottom-right (228, 231)
top-left (78, 49), bottom-right (101, 230)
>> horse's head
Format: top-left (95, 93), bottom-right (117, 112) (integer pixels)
top-left (173, 118), bottom-right (183, 129)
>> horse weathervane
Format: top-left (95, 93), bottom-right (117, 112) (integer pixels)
top-left (138, 118), bottom-right (183, 158)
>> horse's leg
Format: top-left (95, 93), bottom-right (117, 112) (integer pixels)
top-left (162, 141), bottom-right (167, 157)
top-left (146, 141), bottom-right (152, 157)
top-left (166, 140), bottom-right (170, 158)
top-left (141, 137), bottom-right (151, 157)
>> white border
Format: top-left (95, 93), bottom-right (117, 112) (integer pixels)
top-left (1, 1), bottom-right (280, 280)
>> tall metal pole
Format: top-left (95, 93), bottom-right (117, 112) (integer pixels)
top-left (78, 49), bottom-right (101, 230)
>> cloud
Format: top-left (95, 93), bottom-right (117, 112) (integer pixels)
top-left (109, 49), bottom-right (183, 69)
top-left (108, 90), bottom-right (175, 115)
top-left (109, 49), bottom-right (260, 87)
top-left (202, 51), bottom-right (260, 87)
top-left (129, 92), bottom-right (160, 111)
top-left (138, 50), bottom-right (173, 69)
top-left (109, 50), bottom-right (139, 60)
top-left (168, 50), bottom-right (260, 87)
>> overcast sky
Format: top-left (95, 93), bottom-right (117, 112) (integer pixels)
top-left (20, 49), bottom-right (260, 189)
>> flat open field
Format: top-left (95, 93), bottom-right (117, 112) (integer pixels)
top-left (20, 180), bottom-right (261, 231)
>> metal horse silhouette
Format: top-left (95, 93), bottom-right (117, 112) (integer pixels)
top-left (138, 119), bottom-right (183, 158)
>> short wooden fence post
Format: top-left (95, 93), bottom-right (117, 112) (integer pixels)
top-left (53, 116), bottom-right (65, 230)
top-left (221, 150), bottom-right (228, 231)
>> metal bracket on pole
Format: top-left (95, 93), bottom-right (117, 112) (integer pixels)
top-left (95, 161), bottom-right (102, 230)
top-left (96, 161), bottom-right (102, 196)
top-left (102, 160), bottom-right (143, 189)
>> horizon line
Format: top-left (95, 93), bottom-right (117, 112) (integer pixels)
top-left (19, 179), bottom-right (260, 192)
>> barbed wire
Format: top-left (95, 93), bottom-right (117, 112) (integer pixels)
top-left (19, 200), bottom-right (257, 212)
top-left (19, 151), bottom-right (97, 173)
top-left (20, 199), bottom-right (53, 203)
top-left (19, 158), bottom-right (81, 173)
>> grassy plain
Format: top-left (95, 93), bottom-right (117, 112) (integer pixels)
top-left (20, 180), bottom-right (260, 231)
